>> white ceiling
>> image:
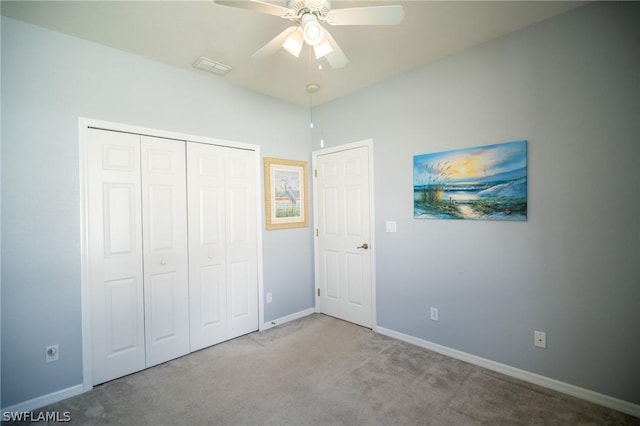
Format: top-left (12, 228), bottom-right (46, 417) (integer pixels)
top-left (1, 0), bottom-right (586, 106)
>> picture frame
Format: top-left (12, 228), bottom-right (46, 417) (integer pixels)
top-left (263, 157), bottom-right (309, 230)
top-left (413, 140), bottom-right (527, 221)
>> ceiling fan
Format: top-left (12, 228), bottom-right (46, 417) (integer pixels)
top-left (214, 0), bottom-right (405, 69)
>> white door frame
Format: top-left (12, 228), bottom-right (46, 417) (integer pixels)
top-left (311, 139), bottom-right (376, 328)
top-left (78, 117), bottom-right (265, 391)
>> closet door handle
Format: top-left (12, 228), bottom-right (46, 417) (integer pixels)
top-left (208, 254), bottom-right (213, 260)
top-left (161, 260), bottom-right (167, 266)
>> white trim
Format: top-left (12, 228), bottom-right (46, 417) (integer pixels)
top-left (375, 325), bottom-right (640, 418)
top-left (311, 139), bottom-right (376, 329)
top-left (79, 118), bottom-right (257, 151)
top-left (78, 120), bottom-right (93, 392)
top-left (78, 117), bottom-right (264, 391)
top-left (1, 385), bottom-right (83, 416)
top-left (367, 142), bottom-right (377, 329)
top-left (260, 308), bottom-right (316, 331)
top-left (255, 147), bottom-right (266, 331)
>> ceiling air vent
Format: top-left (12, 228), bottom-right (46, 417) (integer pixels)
top-left (192, 57), bottom-right (232, 76)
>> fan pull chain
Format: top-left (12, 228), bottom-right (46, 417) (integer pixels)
top-left (309, 92), bottom-right (314, 129)
top-left (308, 45), bottom-right (314, 130)
top-left (318, 64), bottom-right (324, 148)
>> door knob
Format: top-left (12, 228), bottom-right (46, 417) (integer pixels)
top-left (161, 260), bottom-right (166, 266)
top-left (357, 243), bottom-right (369, 250)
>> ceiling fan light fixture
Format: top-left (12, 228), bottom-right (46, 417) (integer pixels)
top-left (313, 38), bottom-right (333, 59)
top-left (282, 28), bottom-right (304, 57)
top-left (215, 0), bottom-right (405, 70)
top-left (302, 14), bottom-right (324, 46)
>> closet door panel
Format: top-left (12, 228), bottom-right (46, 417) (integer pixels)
top-left (188, 143), bottom-right (228, 351)
top-left (200, 264), bottom-right (224, 326)
top-left (104, 277), bottom-right (139, 353)
top-left (88, 129), bottom-right (145, 385)
top-left (196, 186), bottom-right (226, 331)
top-left (141, 136), bottom-right (190, 367)
top-left (230, 260), bottom-right (250, 317)
top-left (226, 150), bottom-right (258, 337)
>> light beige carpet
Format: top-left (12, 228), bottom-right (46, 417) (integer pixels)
top-left (23, 314), bottom-right (639, 425)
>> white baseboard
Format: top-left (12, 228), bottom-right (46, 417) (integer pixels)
top-left (1, 384), bottom-right (84, 417)
top-left (260, 307), bottom-right (316, 331)
top-left (375, 326), bottom-right (640, 418)
top-left (6, 321), bottom-right (636, 419)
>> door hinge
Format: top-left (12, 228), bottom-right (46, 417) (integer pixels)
top-left (314, 169), bottom-right (317, 178)
top-left (316, 228), bottom-right (319, 237)
top-left (317, 288), bottom-right (320, 297)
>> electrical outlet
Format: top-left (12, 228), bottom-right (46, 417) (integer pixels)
top-left (266, 292), bottom-right (273, 304)
top-left (46, 344), bottom-right (59, 363)
top-left (430, 307), bottom-right (438, 321)
top-left (534, 331), bottom-right (546, 348)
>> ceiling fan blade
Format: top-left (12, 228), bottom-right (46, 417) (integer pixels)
top-left (215, 0), bottom-right (291, 18)
top-left (326, 5), bottom-right (405, 26)
top-left (251, 26), bottom-right (297, 60)
top-left (323, 31), bottom-right (348, 69)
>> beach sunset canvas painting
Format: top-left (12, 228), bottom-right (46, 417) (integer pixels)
top-left (413, 140), bottom-right (527, 221)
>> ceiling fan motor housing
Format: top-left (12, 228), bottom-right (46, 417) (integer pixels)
top-left (288, 0), bottom-right (330, 18)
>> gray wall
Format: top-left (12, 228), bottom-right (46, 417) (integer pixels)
top-left (0, 17), bottom-right (314, 407)
top-left (315, 2), bottom-right (639, 405)
top-left (2, 0), bottom-right (639, 411)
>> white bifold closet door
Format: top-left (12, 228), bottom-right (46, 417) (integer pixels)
top-left (88, 129), bottom-right (146, 384)
top-left (88, 130), bottom-right (190, 383)
top-left (187, 142), bottom-right (259, 352)
top-left (87, 128), bottom-right (258, 385)
top-left (140, 135), bottom-right (190, 368)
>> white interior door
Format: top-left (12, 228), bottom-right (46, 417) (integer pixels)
top-left (140, 136), bottom-right (190, 367)
top-left (187, 143), bottom-right (258, 351)
top-left (88, 129), bottom-right (145, 384)
top-left (314, 143), bottom-right (373, 328)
